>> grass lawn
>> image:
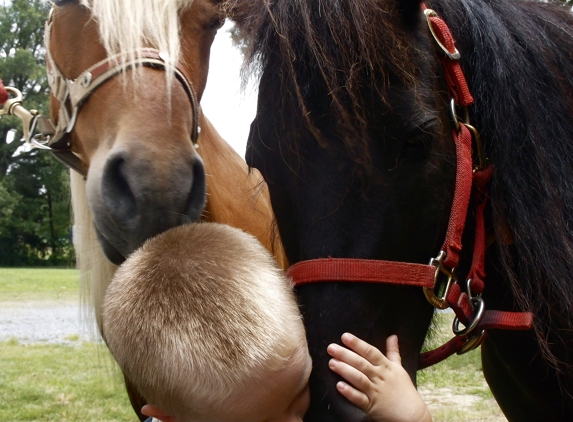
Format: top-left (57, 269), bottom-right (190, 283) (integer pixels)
top-left (1, 268), bottom-right (507, 421)
top-left (418, 314), bottom-right (506, 421)
top-left (0, 268), bottom-right (80, 301)
top-left (0, 340), bottom-right (134, 421)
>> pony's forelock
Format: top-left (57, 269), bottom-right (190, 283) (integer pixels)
top-left (227, 0), bottom-right (423, 167)
top-left (80, 0), bottom-right (195, 85)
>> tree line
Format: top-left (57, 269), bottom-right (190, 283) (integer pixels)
top-left (0, 0), bottom-right (72, 266)
top-left (0, 0), bottom-right (571, 266)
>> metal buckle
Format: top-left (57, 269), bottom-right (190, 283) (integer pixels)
top-left (452, 296), bottom-right (485, 336)
top-left (1, 87), bottom-right (39, 144)
top-left (465, 278), bottom-right (476, 300)
top-left (424, 9), bottom-right (461, 61)
top-left (0, 86), bottom-right (61, 150)
top-left (424, 250), bottom-right (455, 309)
top-left (464, 123), bottom-right (487, 171)
top-left (458, 329), bottom-right (487, 355)
top-left (449, 98), bottom-right (469, 131)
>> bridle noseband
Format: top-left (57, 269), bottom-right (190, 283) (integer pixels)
top-left (2, 5), bottom-right (202, 178)
top-left (287, 6), bottom-right (534, 369)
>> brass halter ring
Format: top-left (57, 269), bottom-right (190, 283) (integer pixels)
top-left (423, 250), bottom-right (456, 310)
top-left (424, 9), bottom-right (461, 61)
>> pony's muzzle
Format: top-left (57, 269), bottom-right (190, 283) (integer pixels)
top-left (88, 148), bottom-right (206, 264)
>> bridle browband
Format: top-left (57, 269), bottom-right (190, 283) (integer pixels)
top-left (287, 6), bottom-right (534, 369)
top-left (1, 5), bottom-right (201, 178)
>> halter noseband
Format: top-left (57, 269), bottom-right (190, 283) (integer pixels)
top-left (6, 6), bottom-right (202, 177)
top-left (287, 6), bottom-right (534, 369)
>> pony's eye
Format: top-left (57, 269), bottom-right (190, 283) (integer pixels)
top-left (404, 133), bottom-right (429, 149)
top-left (208, 17), bottom-right (225, 30)
top-left (403, 119), bottom-right (436, 149)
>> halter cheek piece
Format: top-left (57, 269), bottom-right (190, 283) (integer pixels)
top-left (2, 5), bottom-right (201, 178)
top-left (287, 6), bottom-right (534, 369)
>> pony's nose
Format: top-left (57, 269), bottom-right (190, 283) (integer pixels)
top-left (94, 149), bottom-right (206, 258)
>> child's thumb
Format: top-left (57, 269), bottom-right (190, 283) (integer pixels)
top-left (385, 335), bottom-right (402, 364)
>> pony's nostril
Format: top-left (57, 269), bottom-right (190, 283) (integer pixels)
top-left (184, 155), bottom-right (207, 222)
top-left (101, 154), bottom-right (137, 228)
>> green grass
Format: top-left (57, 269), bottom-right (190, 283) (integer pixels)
top-left (0, 268), bottom-right (80, 301)
top-left (418, 313), bottom-right (506, 421)
top-left (1, 268), bottom-right (134, 421)
top-left (0, 340), bottom-right (134, 421)
top-left (1, 269), bottom-right (506, 421)
top-left (419, 313), bottom-right (489, 391)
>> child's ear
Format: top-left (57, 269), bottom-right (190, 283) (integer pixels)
top-left (141, 404), bottom-right (178, 422)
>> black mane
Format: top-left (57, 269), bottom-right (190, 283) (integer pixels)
top-left (431, 0), bottom-right (573, 375)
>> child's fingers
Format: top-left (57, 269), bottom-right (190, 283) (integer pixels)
top-left (385, 334), bottom-right (401, 364)
top-left (329, 357), bottom-right (372, 393)
top-left (340, 333), bottom-right (386, 366)
top-left (335, 381), bottom-right (370, 412)
top-left (327, 343), bottom-right (377, 379)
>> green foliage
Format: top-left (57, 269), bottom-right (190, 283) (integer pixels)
top-left (228, 22), bottom-right (248, 57)
top-left (0, 0), bottom-right (50, 123)
top-left (0, 152), bottom-right (73, 266)
top-left (0, 0), bottom-right (73, 266)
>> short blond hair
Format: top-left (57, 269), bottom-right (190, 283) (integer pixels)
top-left (102, 223), bottom-right (305, 420)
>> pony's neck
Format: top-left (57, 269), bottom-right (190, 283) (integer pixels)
top-left (199, 115), bottom-right (288, 269)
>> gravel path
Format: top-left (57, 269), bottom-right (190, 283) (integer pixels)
top-left (0, 300), bottom-right (98, 344)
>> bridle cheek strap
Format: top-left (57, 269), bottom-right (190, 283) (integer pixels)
top-left (41, 14), bottom-right (201, 177)
top-left (287, 6), bottom-right (534, 370)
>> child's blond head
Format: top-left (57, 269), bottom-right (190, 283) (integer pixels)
top-left (102, 223), bottom-right (306, 420)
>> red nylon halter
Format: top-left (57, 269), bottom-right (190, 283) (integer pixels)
top-left (0, 80), bottom-right (8, 104)
top-left (287, 6), bottom-right (533, 369)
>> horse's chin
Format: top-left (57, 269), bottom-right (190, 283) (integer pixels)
top-left (94, 227), bottom-right (126, 265)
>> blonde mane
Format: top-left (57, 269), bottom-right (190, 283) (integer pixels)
top-left (80, 0), bottom-right (195, 83)
top-left (70, 171), bottom-right (117, 335)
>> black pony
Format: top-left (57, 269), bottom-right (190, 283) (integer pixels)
top-left (227, 0), bottom-right (573, 420)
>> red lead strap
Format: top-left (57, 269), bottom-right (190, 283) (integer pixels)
top-left (0, 79), bottom-right (9, 105)
top-left (287, 5), bottom-right (534, 370)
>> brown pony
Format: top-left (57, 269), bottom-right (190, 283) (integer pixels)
top-left (45, 0), bottom-right (285, 419)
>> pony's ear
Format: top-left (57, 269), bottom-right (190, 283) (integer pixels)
top-left (398, 0), bottom-right (424, 28)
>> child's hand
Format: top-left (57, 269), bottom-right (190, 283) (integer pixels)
top-left (327, 333), bottom-right (431, 422)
